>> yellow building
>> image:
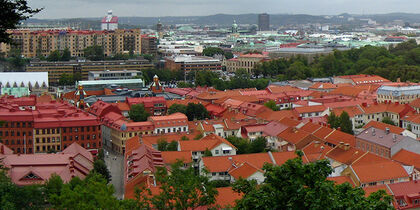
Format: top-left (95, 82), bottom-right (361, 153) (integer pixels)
top-left (225, 53), bottom-right (269, 73)
top-left (0, 29), bottom-right (142, 58)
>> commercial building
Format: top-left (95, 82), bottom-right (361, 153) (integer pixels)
top-left (26, 59), bottom-right (152, 85)
top-left (165, 55), bottom-right (222, 73)
top-left (88, 70), bottom-right (141, 81)
top-left (76, 79), bottom-right (144, 91)
top-left (258, 13), bottom-right (270, 31)
top-left (225, 53), bottom-right (270, 73)
top-left (0, 28), bottom-right (141, 58)
top-left (0, 96), bottom-right (102, 154)
top-left (377, 85), bottom-right (420, 104)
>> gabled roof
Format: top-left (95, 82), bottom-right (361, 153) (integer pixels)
top-left (229, 162), bottom-right (263, 180)
top-left (294, 105), bottom-right (327, 114)
top-left (161, 151), bottom-right (192, 164)
top-left (255, 109), bottom-right (298, 122)
top-left (213, 187), bottom-right (243, 209)
top-left (351, 160), bottom-right (408, 183)
top-left (277, 127), bottom-right (311, 145)
top-left (302, 141), bottom-right (333, 162)
top-left (392, 149), bottom-right (420, 169)
top-left (324, 130), bottom-right (356, 146)
top-left (326, 146), bottom-right (366, 165)
top-left (178, 134), bottom-right (236, 152)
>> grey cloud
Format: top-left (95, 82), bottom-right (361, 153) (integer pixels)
top-left (27, 0), bottom-right (420, 19)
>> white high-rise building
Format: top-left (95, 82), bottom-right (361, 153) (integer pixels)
top-left (101, 10), bottom-right (118, 31)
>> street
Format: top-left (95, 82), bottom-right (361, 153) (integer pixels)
top-left (104, 147), bottom-right (124, 199)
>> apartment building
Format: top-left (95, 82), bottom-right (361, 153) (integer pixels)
top-left (0, 29), bottom-right (142, 58)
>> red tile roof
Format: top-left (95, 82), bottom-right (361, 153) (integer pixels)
top-left (161, 151), bottom-right (192, 164)
top-left (229, 162), bottom-right (262, 180)
top-left (392, 149), bottom-right (420, 169)
top-left (363, 121), bottom-right (404, 134)
top-left (327, 176), bottom-right (355, 186)
top-left (294, 105), bottom-right (327, 114)
top-left (213, 187), bottom-right (243, 209)
top-left (178, 134), bottom-right (236, 152)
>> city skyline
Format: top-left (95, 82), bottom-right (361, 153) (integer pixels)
top-left (28, 0), bottom-right (420, 19)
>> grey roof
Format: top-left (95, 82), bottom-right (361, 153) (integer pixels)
top-left (0, 72), bottom-right (48, 87)
top-left (377, 85), bottom-right (420, 96)
top-left (357, 127), bottom-right (404, 148)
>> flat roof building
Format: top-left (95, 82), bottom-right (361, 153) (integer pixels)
top-left (88, 70), bottom-right (141, 81)
top-left (165, 55), bottom-right (222, 75)
top-left (76, 78), bottom-right (144, 91)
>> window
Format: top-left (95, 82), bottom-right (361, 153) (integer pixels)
top-left (215, 150), bottom-right (219, 154)
top-left (212, 172), bottom-right (216, 176)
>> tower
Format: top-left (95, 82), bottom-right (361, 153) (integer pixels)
top-left (231, 20), bottom-right (238, 33)
top-left (149, 75), bottom-right (163, 93)
top-left (258, 13), bottom-right (270, 31)
top-left (101, 10), bottom-right (118, 31)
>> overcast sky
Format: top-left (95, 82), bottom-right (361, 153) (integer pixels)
top-left (27, 0), bottom-right (419, 19)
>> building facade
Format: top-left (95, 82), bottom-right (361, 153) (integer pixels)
top-left (377, 85), bottom-right (420, 104)
top-left (258, 13), bottom-right (270, 31)
top-left (225, 53), bottom-right (269, 73)
top-left (1, 29), bottom-right (141, 58)
top-left (26, 59), bottom-right (152, 85)
top-left (88, 70), bottom-right (141, 81)
top-left (165, 55), bottom-right (222, 74)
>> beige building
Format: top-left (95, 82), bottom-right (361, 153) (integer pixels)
top-left (225, 53), bottom-right (269, 73)
top-left (0, 29), bottom-right (142, 58)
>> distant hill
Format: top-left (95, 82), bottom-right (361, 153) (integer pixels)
top-left (23, 13), bottom-right (420, 29)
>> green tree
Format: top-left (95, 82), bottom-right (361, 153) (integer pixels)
top-left (202, 47), bottom-right (224, 57)
top-left (134, 162), bottom-right (218, 209)
top-left (167, 141), bottom-right (178, 151)
top-left (0, 0), bottom-right (42, 43)
top-left (44, 174), bottom-right (64, 202)
top-left (157, 138), bottom-right (169, 151)
top-left (180, 136), bottom-right (189, 141)
top-left (203, 148), bottom-right (212, 157)
top-left (50, 173), bottom-right (120, 209)
top-left (194, 133), bottom-right (204, 140)
top-left (233, 153), bottom-right (393, 209)
top-left (93, 159), bottom-right (111, 183)
top-left (327, 112), bottom-right (340, 129)
top-left (128, 104), bottom-right (150, 122)
top-left (186, 103), bottom-right (209, 121)
top-left (61, 48), bottom-right (71, 61)
top-left (264, 100), bottom-right (279, 111)
top-left (83, 45), bottom-right (104, 61)
top-left (58, 73), bottom-right (74, 86)
top-left (382, 117), bottom-right (396, 126)
top-left (249, 136), bottom-right (267, 153)
top-left (225, 52), bottom-right (234, 59)
top-left (339, 111), bottom-right (354, 135)
top-left (168, 103), bottom-right (187, 115)
top-left (47, 50), bottom-right (61, 61)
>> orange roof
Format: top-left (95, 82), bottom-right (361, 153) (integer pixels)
top-left (327, 176), bottom-right (355, 186)
top-left (392, 149), bottom-right (420, 169)
top-left (178, 134), bottom-right (236, 152)
top-left (331, 106), bottom-right (364, 118)
top-left (324, 130), bottom-right (356, 146)
top-left (255, 109), bottom-right (298, 122)
top-left (363, 185), bottom-right (391, 197)
top-left (115, 102), bottom-right (130, 111)
top-left (166, 98), bottom-right (208, 108)
top-left (214, 187), bottom-right (243, 208)
top-left (202, 151), bottom-right (298, 173)
top-left (326, 146), bottom-right (366, 165)
top-left (302, 141), bottom-right (333, 162)
top-left (266, 85), bottom-right (300, 94)
top-left (277, 127), bottom-right (311, 145)
top-left (328, 86), bottom-right (364, 97)
top-left (140, 130), bottom-right (202, 148)
top-left (125, 136), bottom-right (142, 155)
top-left (300, 122), bottom-right (322, 133)
top-left (409, 98), bottom-right (420, 108)
top-left (309, 82), bottom-right (337, 89)
top-left (360, 103), bottom-right (414, 115)
top-left (294, 105), bottom-right (327, 114)
top-left (363, 121), bottom-right (404, 134)
top-left (229, 162), bottom-right (262, 180)
top-left (312, 126), bottom-right (334, 139)
top-left (161, 151), bottom-right (192, 164)
top-left (351, 160), bottom-right (408, 183)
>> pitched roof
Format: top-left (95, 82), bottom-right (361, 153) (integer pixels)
top-left (178, 134), bottom-right (236, 152)
top-left (351, 160), bottom-right (408, 183)
top-left (363, 120), bottom-right (404, 134)
top-left (302, 141), bottom-right (333, 162)
top-left (294, 105), bottom-right (327, 114)
top-left (229, 162), bottom-right (262, 180)
top-left (214, 187), bottom-right (243, 209)
top-left (324, 130), bottom-right (356, 146)
top-left (392, 149), bottom-right (420, 169)
top-left (326, 146), bottom-right (366, 165)
top-left (363, 185), bottom-right (391, 197)
top-left (161, 151), bottom-right (192, 164)
top-left (327, 176), bottom-right (355, 186)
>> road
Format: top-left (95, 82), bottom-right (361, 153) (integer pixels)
top-left (104, 147), bottom-right (124, 199)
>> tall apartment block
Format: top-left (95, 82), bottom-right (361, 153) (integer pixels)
top-left (258, 13), bottom-right (270, 31)
top-left (0, 28), bottom-right (142, 58)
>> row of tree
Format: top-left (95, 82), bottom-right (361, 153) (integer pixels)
top-left (253, 40), bottom-right (420, 83)
top-left (327, 111), bottom-right (354, 135)
top-left (226, 136), bottom-right (268, 154)
top-left (194, 69), bottom-right (270, 90)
